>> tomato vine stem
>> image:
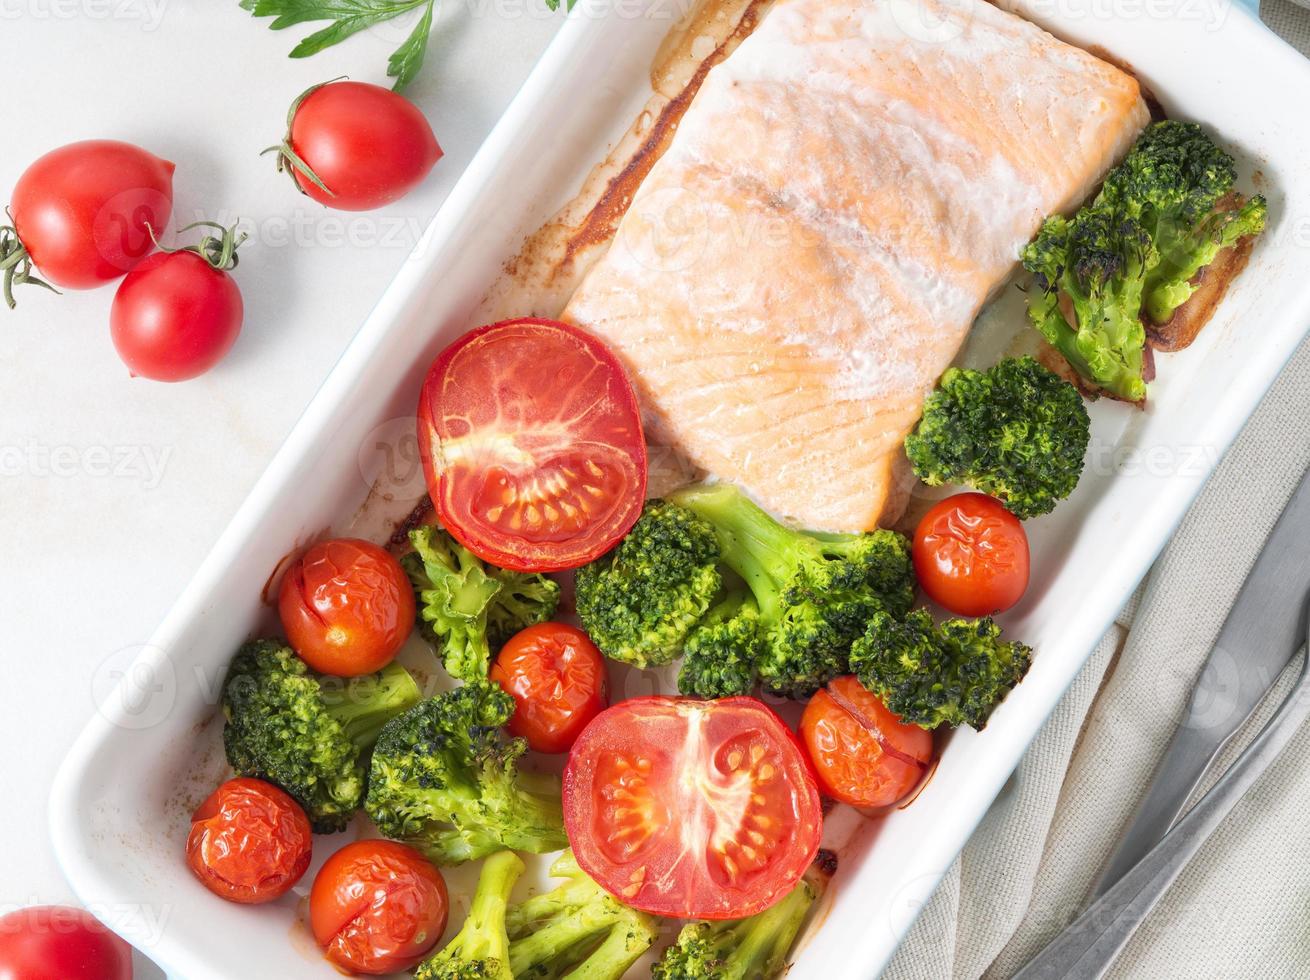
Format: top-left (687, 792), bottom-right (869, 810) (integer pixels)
top-left (147, 221), bottom-right (248, 272)
top-left (0, 208), bottom-right (60, 310)
top-left (261, 78), bottom-right (345, 199)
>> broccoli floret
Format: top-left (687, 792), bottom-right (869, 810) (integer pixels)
top-left (364, 681), bottom-right (567, 864)
top-left (850, 609), bottom-right (1032, 730)
top-left (575, 499), bottom-right (723, 668)
top-left (678, 592), bottom-right (765, 698)
top-left (221, 639), bottom-right (421, 833)
top-left (669, 483), bottom-right (914, 699)
top-left (1098, 120), bottom-right (1267, 325)
top-left (1025, 122), bottom-right (1266, 398)
top-left (1022, 205), bottom-right (1157, 403)
top-left (403, 524), bottom-right (560, 683)
top-left (416, 850), bottom-right (524, 980)
top-left (504, 851), bottom-right (659, 980)
top-left (904, 356), bottom-right (1091, 519)
top-left (652, 879), bottom-right (816, 980)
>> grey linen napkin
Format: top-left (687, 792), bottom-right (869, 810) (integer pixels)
top-left (884, 13), bottom-right (1310, 968)
top-left (1263, 0), bottom-right (1310, 56)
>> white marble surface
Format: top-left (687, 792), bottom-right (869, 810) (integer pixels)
top-left (0, 5), bottom-right (557, 973)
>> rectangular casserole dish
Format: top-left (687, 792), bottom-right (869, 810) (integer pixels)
top-left (50, 2), bottom-right (1310, 977)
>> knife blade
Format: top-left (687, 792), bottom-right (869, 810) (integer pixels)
top-left (1088, 461), bottom-right (1310, 900)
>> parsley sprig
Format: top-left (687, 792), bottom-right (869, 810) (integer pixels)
top-left (240, 0), bottom-right (569, 90)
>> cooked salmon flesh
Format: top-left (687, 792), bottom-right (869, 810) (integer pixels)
top-left (562, 0), bottom-right (1149, 531)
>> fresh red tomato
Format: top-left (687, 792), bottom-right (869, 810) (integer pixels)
top-left (7, 139), bottom-right (173, 294)
top-left (109, 249), bottom-right (242, 382)
top-left (800, 676), bottom-right (933, 809)
top-left (269, 81), bottom-right (442, 211)
top-left (418, 318), bottom-right (647, 573)
top-left (490, 622), bottom-right (608, 753)
top-left (563, 696), bottom-right (821, 920)
top-left (309, 840), bottom-right (448, 976)
top-left (913, 492), bottom-right (1030, 617)
top-left (279, 537), bottom-right (415, 676)
top-left (0, 906), bottom-right (132, 980)
top-left (185, 777), bottom-right (313, 905)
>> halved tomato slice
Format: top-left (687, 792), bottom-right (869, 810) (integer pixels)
top-left (417, 318), bottom-right (647, 572)
top-left (563, 696), bottom-right (822, 919)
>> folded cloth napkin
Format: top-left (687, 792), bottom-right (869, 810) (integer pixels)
top-left (884, 12), bottom-right (1310, 968)
top-left (1264, 0), bottom-right (1310, 50)
top-left (884, 336), bottom-right (1310, 980)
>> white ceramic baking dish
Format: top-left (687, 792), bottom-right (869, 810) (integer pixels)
top-left (49, 2), bottom-right (1310, 978)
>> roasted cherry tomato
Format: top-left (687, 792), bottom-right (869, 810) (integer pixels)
top-left (563, 696), bottom-right (821, 920)
top-left (185, 777), bottom-right (313, 905)
top-left (109, 223), bottom-right (245, 382)
top-left (913, 492), bottom-right (1030, 617)
top-left (270, 81), bottom-right (442, 212)
top-left (7, 139), bottom-right (174, 296)
top-left (418, 318), bottom-right (647, 573)
top-left (491, 622), bottom-right (608, 753)
top-left (309, 840), bottom-right (448, 975)
top-left (800, 676), bottom-right (933, 809)
top-left (0, 906), bottom-right (132, 980)
top-left (279, 537), bottom-right (415, 676)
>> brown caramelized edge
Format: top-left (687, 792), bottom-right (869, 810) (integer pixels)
top-left (1146, 193), bottom-right (1258, 353)
top-left (555, 0), bottom-right (773, 275)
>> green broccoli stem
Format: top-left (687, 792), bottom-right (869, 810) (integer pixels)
top-left (505, 851), bottom-right (658, 979)
top-left (669, 483), bottom-right (797, 611)
top-left (498, 790), bottom-right (568, 854)
top-left (1030, 295), bottom-right (1145, 403)
top-left (1064, 268), bottom-right (1148, 404)
top-left (413, 784), bottom-right (565, 865)
top-left (318, 662), bottom-right (421, 753)
top-left (416, 831), bottom-right (486, 867)
top-left (461, 850), bottom-right (525, 958)
top-left (720, 880), bottom-right (816, 978)
top-left (508, 902), bottom-right (626, 975)
top-left (505, 879), bottom-right (599, 938)
top-left (550, 849), bottom-right (582, 877)
top-left (563, 913), bottom-right (661, 980)
top-left (517, 770), bottom-right (565, 801)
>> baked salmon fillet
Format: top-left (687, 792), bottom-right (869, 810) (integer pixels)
top-left (562, 0), bottom-right (1148, 531)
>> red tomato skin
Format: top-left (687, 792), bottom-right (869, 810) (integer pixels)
top-left (0, 906), bottom-right (132, 980)
top-left (418, 318), bottom-right (648, 573)
top-left (310, 840), bottom-right (448, 976)
top-left (278, 538), bottom-right (415, 677)
top-left (185, 777), bottom-right (313, 905)
top-left (913, 492), bottom-right (1030, 617)
top-left (11, 140), bottom-right (174, 289)
top-left (289, 82), bottom-right (441, 211)
top-left (109, 251), bottom-right (243, 382)
top-left (800, 676), bottom-right (933, 810)
top-left (563, 696), bottom-right (822, 920)
top-left (490, 622), bottom-right (609, 753)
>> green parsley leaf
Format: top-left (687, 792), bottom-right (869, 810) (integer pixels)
top-left (239, 0), bottom-right (436, 91)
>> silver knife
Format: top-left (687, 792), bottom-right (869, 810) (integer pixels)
top-left (1012, 612), bottom-right (1310, 980)
top-left (1088, 461), bottom-right (1310, 899)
